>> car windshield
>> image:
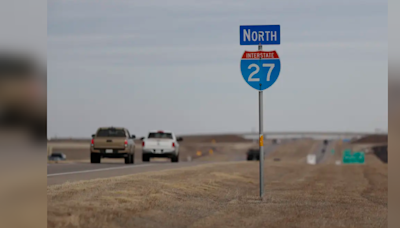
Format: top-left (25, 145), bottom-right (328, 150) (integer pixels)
top-left (148, 132), bottom-right (173, 139)
top-left (97, 129), bottom-right (126, 137)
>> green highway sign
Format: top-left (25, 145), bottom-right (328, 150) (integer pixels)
top-left (342, 149), bottom-right (365, 164)
top-left (344, 149), bottom-right (352, 156)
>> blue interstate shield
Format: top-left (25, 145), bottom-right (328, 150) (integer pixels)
top-left (240, 50), bottom-right (281, 91)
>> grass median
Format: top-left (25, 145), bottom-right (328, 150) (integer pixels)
top-left (48, 157), bottom-right (387, 228)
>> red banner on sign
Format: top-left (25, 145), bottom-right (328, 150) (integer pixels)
top-left (241, 50), bottom-right (279, 59)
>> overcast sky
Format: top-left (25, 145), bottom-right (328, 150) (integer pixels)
top-left (47, 0), bottom-right (387, 137)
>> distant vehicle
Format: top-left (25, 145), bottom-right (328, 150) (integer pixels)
top-left (141, 130), bottom-right (182, 163)
top-left (90, 127), bottom-right (136, 164)
top-left (246, 149), bottom-right (260, 161)
top-left (272, 139), bottom-right (281, 144)
top-left (48, 152), bottom-right (66, 161)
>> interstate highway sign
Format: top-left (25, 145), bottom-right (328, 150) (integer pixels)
top-left (240, 25), bottom-right (280, 45)
top-left (240, 50), bottom-right (281, 91)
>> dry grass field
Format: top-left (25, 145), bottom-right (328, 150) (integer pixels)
top-left (47, 139), bottom-right (387, 228)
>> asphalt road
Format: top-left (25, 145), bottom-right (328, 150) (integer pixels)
top-left (315, 141), bottom-right (334, 164)
top-left (47, 143), bottom-right (282, 186)
top-left (47, 161), bottom-right (219, 186)
top-left (265, 143), bottom-right (280, 156)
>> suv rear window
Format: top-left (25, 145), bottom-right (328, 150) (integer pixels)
top-left (148, 132), bottom-right (173, 139)
top-left (97, 129), bottom-right (126, 137)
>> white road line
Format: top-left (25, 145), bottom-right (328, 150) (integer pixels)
top-left (47, 164), bottom-right (154, 177)
top-left (47, 162), bottom-right (78, 166)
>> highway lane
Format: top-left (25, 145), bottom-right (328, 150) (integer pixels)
top-left (266, 142), bottom-right (282, 155)
top-left (315, 140), bottom-right (334, 164)
top-left (47, 142), bottom-right (286, 186)
top-left (47, 161), bottom-right (226, 186)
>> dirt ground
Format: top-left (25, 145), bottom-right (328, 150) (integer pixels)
top-left (47, 139), bottom-right (387, 228)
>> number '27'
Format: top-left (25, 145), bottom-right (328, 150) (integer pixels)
top-left (247, 63), bottom-right (275, 82)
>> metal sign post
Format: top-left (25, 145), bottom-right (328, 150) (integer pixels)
top-left (258, 43), bottom-right (264, 200)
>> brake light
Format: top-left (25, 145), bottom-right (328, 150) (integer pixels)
top-left (157, 130), bottom-right (164, 133)
top-left (124, 139), bottom-right (128, 147)
top-left (142, 141), bottom-right (145, 147)
top-left (91, 139), bottom-right (94, 146)
top-left (172, 142), bottom-right (175, 148)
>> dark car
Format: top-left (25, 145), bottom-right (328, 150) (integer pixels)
top-left (246, 149), bottom-right (260, 161)
top-left (48, 152), bottom-right (66, 161)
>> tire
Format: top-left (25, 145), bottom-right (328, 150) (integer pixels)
top-left (91, 153), bottom-right (101, 163)
top-left (142, 154), bottom-right (150, 162)
top-left (130, 154), bottom-right (134, 164)
top-left (247, 155), bottom-right (253, 161)
top-left (125, 154), bottom-right (133, 164)
top-left (171, 154), bottom-right (179, 163)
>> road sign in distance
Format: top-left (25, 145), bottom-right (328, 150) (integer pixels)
top-left (240, 50), bottom-right (281, 91)
top-left (240, 25), bottom-right (280, 45)
top-left (342, 150), bottom-right (365, 164)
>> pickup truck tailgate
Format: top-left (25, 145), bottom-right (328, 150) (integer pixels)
top-left (144, 139), bottom-right (174, 149)
top-left (94, 138), bottom-right (126, 149)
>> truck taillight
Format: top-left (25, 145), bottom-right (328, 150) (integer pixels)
top-left (172, 142), bottom-right (175, 148)
top-left (142, 141), bottom-right (145, 147)
top-left (124, 140), bottom-right (128, 147)
top-left (91, 139), bottom-right (94, 146)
